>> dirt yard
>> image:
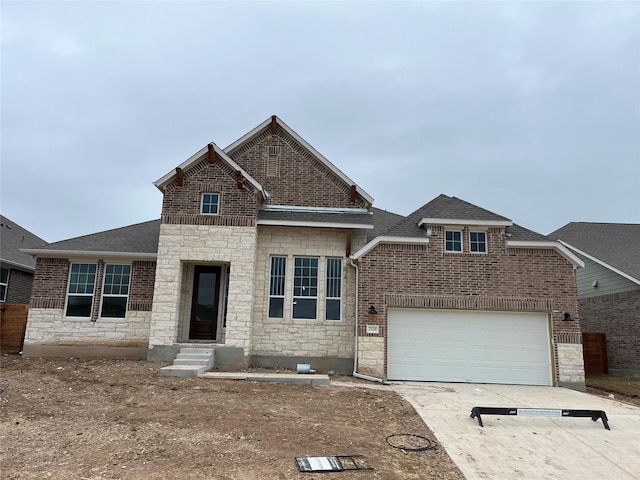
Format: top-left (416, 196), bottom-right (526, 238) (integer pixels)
top-left (0, 356), bottom-right (464, 480)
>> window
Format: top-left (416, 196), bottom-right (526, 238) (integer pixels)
top-left (445, 230), bottom-right (463, 252)
top-left (293, 257), bottom-right (318, 319)
top-left (470, 231), bottom-right (487, 253)
top-left (66, 263), bottom-right (97, 317)
top-left (325, 258), bottom-right (342, 320)
top-left (100, 264), bottom-right (131, 318)
top-left (0, 268), bottom-right (9, 302)
top-left (268, 256), bottom-right (286, 318)
top-left (201, 193), bottom-right (220, 215)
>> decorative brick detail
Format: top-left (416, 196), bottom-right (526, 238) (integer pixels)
top-left (228, 129), bottom-right (368, 209)
top-left (162, 214), bottom-right (256, 227)
top-left (129, 261), bottom-right (156, 312)
top-left (579, 290), bottom-right (640, 374)
top-left (385, 294), bottom-right (554, 312)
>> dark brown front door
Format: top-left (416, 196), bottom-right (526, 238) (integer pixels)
top-left (189, 266), bottom-right (221, 340)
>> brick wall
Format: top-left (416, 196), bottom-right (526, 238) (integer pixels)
top-left (129, 261), bottom-right (157, 311)
top-left (30, 258), bottom-right (70, 309)
top-left (5, 269), bottom-right (35, 304)
top-left (228, 127), bottom-right (368, 209)
top-left (357, 226), bottom-right (581, 382)
top-left (579, 290), bottom-right (640, 375)
top-left (161, 157), bottom-right (258, 223)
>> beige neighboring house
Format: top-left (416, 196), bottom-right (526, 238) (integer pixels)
top-left (22, 116), bottom-right (587, 389)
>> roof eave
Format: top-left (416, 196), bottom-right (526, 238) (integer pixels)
top-left (153, 143), bottom-right (268, 200)
top-left (0, 258), bottom-right (35, 272)
top-left (506, 240), bottom-right (585, 268)
top-left (20, 249), bottom-right (158, 261)
top-left (418, 218), bottom-right (513, 227)
top-left (351, 236), bottom-right (430, 260)
top-left (257, 220), bottom-right (373, 230)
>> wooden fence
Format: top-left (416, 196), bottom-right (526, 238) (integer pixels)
top-left (0, 304), bottom-right (29, 353)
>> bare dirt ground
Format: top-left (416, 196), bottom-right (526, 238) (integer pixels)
top-left (0, 356), bottom-right (464, 480)
top-left (586, 374), bottom-right (640, 407)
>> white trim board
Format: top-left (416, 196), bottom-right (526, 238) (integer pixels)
top-left (557, 240), bottom-right (640, 285)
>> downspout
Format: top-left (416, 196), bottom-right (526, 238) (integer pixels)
top-left (349, 258), bottom-right (384, 383)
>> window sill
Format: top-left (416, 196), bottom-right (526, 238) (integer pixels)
top-left (97, 317), bottom-right (127, 323)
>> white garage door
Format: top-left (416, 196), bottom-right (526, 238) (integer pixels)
top-left (387, 309), bottom-right (552, 385)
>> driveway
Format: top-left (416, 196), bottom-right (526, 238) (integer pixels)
top-left (390, 382), bottom-right (640, 479)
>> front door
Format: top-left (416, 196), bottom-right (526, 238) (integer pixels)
top-left (189, 265), bottom-right (221, 340)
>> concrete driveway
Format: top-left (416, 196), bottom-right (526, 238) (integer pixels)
top-left (390, 382), bottom-right (640, 479)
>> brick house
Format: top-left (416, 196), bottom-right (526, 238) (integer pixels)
top-left (22, 116), bottom-right (586, 389)
top-left (1, 215), bottom-right (47, 304)
top-left (549, 223), bottom-right (640, 376)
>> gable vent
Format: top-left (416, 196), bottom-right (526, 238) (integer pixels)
top-left (265, 145), bottom-right (281, 178)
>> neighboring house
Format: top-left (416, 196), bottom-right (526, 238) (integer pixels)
top-left (549, 223), bottom-right (640, 376)
top-left (22, 116), bottom-right (586, 389)
top-left (0, 215), bottom-right (48, 304)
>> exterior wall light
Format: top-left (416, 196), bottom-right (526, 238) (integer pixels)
top-left (563, 312), bottom-right (574, 321)
top-left (368, 305), bottom-right (378, 315)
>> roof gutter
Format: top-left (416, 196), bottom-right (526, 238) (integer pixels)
top-left (505, 240), bottom-right (584, 268)
top-left (0, 258), bottom-right (35, 272)
top-left (20, 249), bottom-right (157, 260)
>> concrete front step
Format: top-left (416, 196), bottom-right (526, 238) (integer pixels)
top-left (198, 371), bottom-right (331, 386)
top-left (159, 347), bottom-right (215, 377)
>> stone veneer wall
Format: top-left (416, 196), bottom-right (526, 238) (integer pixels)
top-left (23, 309), bottom-right (151, 351)
top-left (557, 343), bottom-right (586, 390)
top-left (356, 226), bottom-right (584, 386)
top-left (251, 226), bottom-right (366, 360)
top-left (148, 223), bottom-right (257, 355)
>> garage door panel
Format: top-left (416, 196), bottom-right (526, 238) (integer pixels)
top-left (387, 309), bottom-right (552, 386)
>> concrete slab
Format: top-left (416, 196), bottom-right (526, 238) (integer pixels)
top-left (391, 382), bottom-right (640, 479)
top-left (198, 372), bottom-right (330, 386)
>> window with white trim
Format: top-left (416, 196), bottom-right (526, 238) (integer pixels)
top-left (0, 268), bottom-right (9, 302)
top-left (100, 264), bottom-right (131, 318)
top-left (445, 230), bottom-right (463, 252)
top-left (268, 256), bottom-right (286, 318)
top-left (293, 257), bottom-right (318, 319)
top-left (66, 263), bottom-right (97, 317)
top-left (325, 258), bottom-right (342, 320)
top-left (201, 193), bottom-right (220, 215)
top-left (470, 231), bottom-right (487, 253)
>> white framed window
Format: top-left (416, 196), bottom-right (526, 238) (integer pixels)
top-left (201, 193), bottom-right (220, 215)
top-left (470, 231), bottom-right (487, 253)
top-left (325, 258), bottom-right (342, 321)
top-left (65, 263), bottom-right (97, 317)
top-left (100, 264), bottom-right (131, 318)
top-left (445, 230), bottom-right (463, 252)
top-left (0, 267), bottom-right (9, 302)
top-left (293, 256), bottom-right (318, 320)
top-left (268, 256), bottom-right (286, 318)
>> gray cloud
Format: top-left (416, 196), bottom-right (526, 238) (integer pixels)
top-left (1, 1), bottom-right (638, 242)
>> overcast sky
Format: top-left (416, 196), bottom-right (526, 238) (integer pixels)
top-left (1, 1), bottom-right (639, 243)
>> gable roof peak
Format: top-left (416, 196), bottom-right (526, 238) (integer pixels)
top-left (224, 115), bottom-right (374, 206)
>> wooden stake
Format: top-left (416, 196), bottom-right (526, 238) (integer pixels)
top-left (208, 143), bottom-right (216, 165)
top-left (176, 167), bottom-right (184, 187)
top-left (236, 171), bottom-right (243, 190)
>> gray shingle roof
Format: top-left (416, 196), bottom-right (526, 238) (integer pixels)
top-left (384, 194), bottom-right (515, 239)
top-left (30, 220), bottom-right (161, 255)
top-left (548, 222), bottom-right (640, 280)
top-left (368, 208), bottom-right (405, 242)
top-left (257, 209), bottom-right (374, 227)
top-left (0, 215), bottom-right (48, 270)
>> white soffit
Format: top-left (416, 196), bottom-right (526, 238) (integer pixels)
top-left (351, 236), bottom-right (430, 260)
top-left (506, 241), bottom-right (585, 268)
top-left (257, 220), bottom-right (373, 229)
top-left (20, 249), bottom-right (157, 261)
top-left (418, 218), bottom-right (513, 227)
